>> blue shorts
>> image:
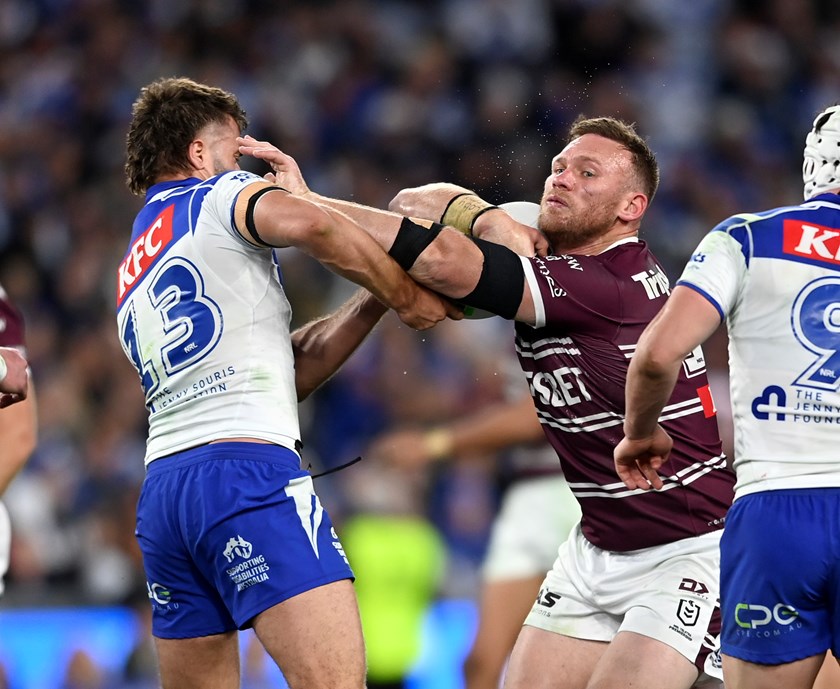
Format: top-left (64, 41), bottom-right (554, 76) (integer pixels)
top-left (720, 488), bottom-right (840, 664)
top-left (136, 442), bottom-right (354, 639)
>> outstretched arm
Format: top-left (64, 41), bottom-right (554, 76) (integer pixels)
top-left (390, 183), bottom-right (548, 257)
top-left (292, 289), bottom-right (387, 401)
top-left (614, 285), bottom-right (721, 490)
top-left (368, 393), bottom-right (545, 470)
top-left (239, 138), bottom-right (540, 324)
top-left (245, 136), bottom-right (546, 258)
top-left (231, 178), bottom-right (459, 331)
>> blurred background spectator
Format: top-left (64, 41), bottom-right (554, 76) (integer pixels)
top-left (0, 0), bottom-right (837, 685)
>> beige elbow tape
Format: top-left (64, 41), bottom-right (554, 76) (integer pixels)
top-left (424, 428), bottom-right (454, 460)
top-left (440, 194), bottom-right (498, 234)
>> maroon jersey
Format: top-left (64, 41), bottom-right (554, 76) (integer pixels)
top-left (516, 239), bottom-right (734, 551)
top-left (0, 284), bottom-right (25, 350)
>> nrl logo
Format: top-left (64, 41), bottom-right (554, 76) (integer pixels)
top-left (677, 599), bottom-right (701, 627)
top-left (223, 535), bottom-right (253, 562)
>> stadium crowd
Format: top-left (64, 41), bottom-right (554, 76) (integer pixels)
top-left (0, 0), bottom-right (838, 685)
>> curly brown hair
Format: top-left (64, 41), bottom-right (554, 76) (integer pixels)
top-left (125, 77), bottom-right (249, 195)
top-left (568, 115), bottom-right (660, 202)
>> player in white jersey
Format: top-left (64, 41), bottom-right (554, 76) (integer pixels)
top-left (615, 104), bottom-right (840, 689)
top-left (118, 77), bottom-right (467, 689)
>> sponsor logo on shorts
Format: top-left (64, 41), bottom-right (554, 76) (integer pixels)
top-left (702, 634), bottom-right (724, 681)
top-left (223, 535), bottom-right (253, 562)
top-left (677, 599), bottom-right (701, 627)
top-left (734, 603), bottom-right (798, 629)
top-left (678, 578), bottom-right (709, 597)
top-left (147, 581), bottom-right (172, 605)
top-left (331, 527), bottom-right (349, 566)
top-left (535, 587), bottom-right (562, 609)
top-left (705, 647), bottom-right (723, 672)
top-left (147, 580), bottom-right (180, 613)
top-left (668, 578), bottom-right (712, 642)
top-left (223, 535), bottom-right (271, 592)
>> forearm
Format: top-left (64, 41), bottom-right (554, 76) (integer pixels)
top-left (287, 203), bottom-right (421, 314)
top-left (441, 395), bottom-right (545, 457)
top-left (292, 290), bottom-right (387, 400)
top-left (307, 193), bottom-right (408, 251)
top-left (388, 183), bottom-right (475, 221)
top-left (623, 286), bottom-right (723, 439)
top-left (623, 356), bottom-right (681, 440)
top-left (306, 193), bottom-right (485, 299)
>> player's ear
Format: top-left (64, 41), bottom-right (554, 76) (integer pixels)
top-left (186, 138), bottom-right (206, 172)
top-left (618, 191), bottom-right (647, 223)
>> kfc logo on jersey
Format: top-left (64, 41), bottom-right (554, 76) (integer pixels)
top-left (783, 219), bottom-right (840, 265)
top-left (117, 205), bottom-right (175, 305)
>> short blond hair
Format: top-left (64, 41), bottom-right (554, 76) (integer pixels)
top-left (568, 115), bottom-right (660, 202)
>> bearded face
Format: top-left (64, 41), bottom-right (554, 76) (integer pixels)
top-left (537, 134), bottom-right (639, 254)
top-left (538, 192), bottom-right (619, 253)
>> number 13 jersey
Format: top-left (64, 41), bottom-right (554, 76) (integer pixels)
top-left (116, 173), bottom-right (300, 465)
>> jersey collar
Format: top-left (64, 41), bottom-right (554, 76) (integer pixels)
top-left (145, 177), bottom-right (202, 203)
top-left (599, 235), bottom-right (640, 254)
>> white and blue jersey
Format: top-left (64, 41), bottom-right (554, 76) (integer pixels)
top-left (119, 174), bottom-right (355, 637)
top-left (116, 172), bottom-right (301, 464)
top-left (678, 192), bottom-right (840, 500)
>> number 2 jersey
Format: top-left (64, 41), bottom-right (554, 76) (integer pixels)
top-left (516, 238), bottom-right (735, 552)
top-left (116, 172), bottom-right (301, 465)
top-left (677, 192), bottom-right (840, 500)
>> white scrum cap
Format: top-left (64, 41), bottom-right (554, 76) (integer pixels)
top-left (803, 104), bottom-right (840, 200)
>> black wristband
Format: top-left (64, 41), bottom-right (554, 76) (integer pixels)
top-left (388, 218), bottom-right (443, 270)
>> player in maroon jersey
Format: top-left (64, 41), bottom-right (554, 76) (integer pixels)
top-left (0, 285), bottom-right (29, 408)
top-left (240, 114), bottom-right (734, 689)
top-left (0, 283), bottom-right (37, 596)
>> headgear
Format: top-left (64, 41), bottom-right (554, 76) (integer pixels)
top-left (803, 105), bottom-right (840, 200)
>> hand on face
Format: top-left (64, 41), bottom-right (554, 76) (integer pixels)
top-left (237, 136), bottom-right (311, 196)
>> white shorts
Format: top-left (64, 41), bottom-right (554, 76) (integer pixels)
top-left (482, 475), bottom-right (581, 582)
top-left (524, 524), bottom-right (723, 680)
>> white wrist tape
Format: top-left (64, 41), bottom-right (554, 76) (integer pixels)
top-left (0, 354), bottom-right (7, 385)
